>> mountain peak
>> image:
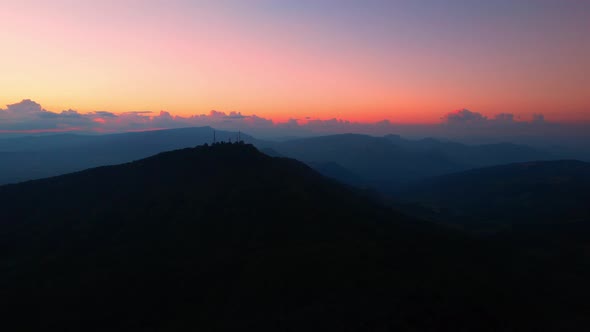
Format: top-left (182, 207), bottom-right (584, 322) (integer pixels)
top-left (2, 142), bottom-right (589, 330)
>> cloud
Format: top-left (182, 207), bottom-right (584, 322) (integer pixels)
top-left (0, 99), bottom-right (94, 131)
top-left (0, 99), bottom-right (44, 124)
top-left (0, 99), bottom-right (404, 137)
top-left (437, 108), bottom-right (555, 137)
top-left (1, 100), bottom-right (588, 150)
top-left (443, 109), bottom-right (487, 124)
top-left (2, 99), bottom-right (44, 115)
top-left (442, 109), bottom-right (549, 128)
top-left (0, 100), bottom-right (275, 134)
top-left (93, 111), bottom-right (117, 118)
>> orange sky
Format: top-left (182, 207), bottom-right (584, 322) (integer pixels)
top-left (1, 1), bottom-right (588, 124)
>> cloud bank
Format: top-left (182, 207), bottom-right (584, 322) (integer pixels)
top-left (1, 100), bottom-right (588, 148)
top-left (0, 99), bottom-right (405, 136)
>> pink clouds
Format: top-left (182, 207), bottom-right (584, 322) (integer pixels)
top-left (0, 100), bottom-right (92, 132)
top-left (0, 99), bottom-right (277, 134)
top-left (441, 108), bottom-right (549, 129)
top-left (443, 109), bottom-right (488, 124)
top-left (2, 100), bottom-right (588, 146)
top-left (0, 99), bottom-right (403, 136)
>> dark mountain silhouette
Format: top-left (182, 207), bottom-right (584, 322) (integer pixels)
top-left (258, 147), bottom-right (365, 186)
top-left (306, 161), bottom-right (365, 186)
top-left (258, 146), bottom-right (283, 157)
top-left (398, 160), bottom-right (590, 228)
top-left (1, 144), bottom-right (588, 331)
top-left (395, 161), bottom-right (590, 307)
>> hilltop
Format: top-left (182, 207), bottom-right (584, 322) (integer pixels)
top-left (1, 144), bottom-right (588, 331)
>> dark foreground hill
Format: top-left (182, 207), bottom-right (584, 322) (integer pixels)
top-left (1, 144), bottom-right (588, 331)
top-left (398, 160), bottom-right (590, 229)
top-left (394, 160), bottom-right (590, 310)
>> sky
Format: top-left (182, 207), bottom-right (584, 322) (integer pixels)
top-left (1, 0), bottom-right (589, 133)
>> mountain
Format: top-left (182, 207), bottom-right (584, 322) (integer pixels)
top-left (305, 161), bottom-right (365, 186)
top-left (0, 129), bottom-right (554, 191)
top-left (398, 160), bottom-right (590, 229)
top-left (0, 127), bottom-right (246, 152)
top-left (384, 134), bottom-right (554, 167)
top-left (395, 160), bottom-right (590, 306)
top-left (272, 134), bottom-right (462, 188)
top-left (0, 127), bottom-right (257, 184)
top-left (1, 143), bottom-right (589, 331)
top-left (271, 133), bottom-right (553, 190)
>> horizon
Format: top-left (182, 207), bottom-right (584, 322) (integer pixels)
top-left (2, 99), bottom-right (590, 153)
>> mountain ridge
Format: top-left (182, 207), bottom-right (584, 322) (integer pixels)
top-left (0, 128), bottom-right (560, 189)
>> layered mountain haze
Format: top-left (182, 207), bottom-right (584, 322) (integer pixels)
top-left (0, 127), bottom-right (257, 184)
top-left (2, 143), bottom-right (589, 330)
top-left (0, 127), bottom-right (556, 189)
top-left (270, 133), bottom-right (553, 189)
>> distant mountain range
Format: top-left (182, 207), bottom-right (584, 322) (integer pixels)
top-left (0, 127), bottom-right (558, 189)
top-left (268, 133), bottom-right (554, 189)
top-left (0, 127), bottom-right (256, 184)
top-left (1, 143), bottom-right (589, 330)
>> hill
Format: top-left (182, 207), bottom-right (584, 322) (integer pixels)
top-left (271, 133), bottom-right (553, 190)
top-left (384, 134), bottom-right (554, 168)
top-left (1, 144), bottom-right (589, 331)
top-left (272, 134), bottom-right (462, 188)
top-left (0, 129), bottom-right (555, 191)
top-left (0, 127), bottom-right (255, 184)
top-left (398, 160), bottom-right (590, 228)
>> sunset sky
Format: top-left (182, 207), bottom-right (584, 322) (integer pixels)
top-left (1, 0), bottom-right (589, 125)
